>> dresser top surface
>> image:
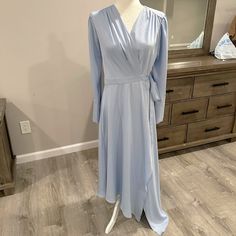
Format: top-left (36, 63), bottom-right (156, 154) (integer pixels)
top-left (168, 55), bottom-right (236, 77)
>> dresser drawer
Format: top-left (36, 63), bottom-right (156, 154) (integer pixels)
top-left (207, 93), bottom-right (236, 118)
top-left (157, 124), bottom-right (186, 148)
top-left (166, 77), bottom-right (193, 102)
top-left (171, 98), bottom-right (208, 125)
top-left (0, 117), bottom-right (13, 184)
top-left (158, 104), bottom-right (170, 127)
top-left (193, 72), bottom-right (236, 97)
top-left (187, 115), bottom-right (234, 142)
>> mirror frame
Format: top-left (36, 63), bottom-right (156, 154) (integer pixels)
top-left (168, 0), bottom-right (217, 59)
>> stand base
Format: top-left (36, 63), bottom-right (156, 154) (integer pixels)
top-left (105, 195), bottom-right (121, 234)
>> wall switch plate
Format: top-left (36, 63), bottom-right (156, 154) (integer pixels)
top-left (19, 120), bottom-right (32, 134)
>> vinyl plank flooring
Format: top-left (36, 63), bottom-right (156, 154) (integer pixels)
top-left (0, 140), bottom-right (235, 235)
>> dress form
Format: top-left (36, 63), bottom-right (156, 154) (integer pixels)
top-left (114, 0), bottom-right (145, 33)
top-left (104, 1), bottom-right (145, 234)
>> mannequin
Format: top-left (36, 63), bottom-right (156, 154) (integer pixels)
top-left (104, 2), bottom-right (146, 234)
top-left (89, 0), bottom-right (169, 233)
top-left (114, 0), bottom-right (145, 34)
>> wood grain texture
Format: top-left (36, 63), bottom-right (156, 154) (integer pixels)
top-left (165, 77), bottom-right (194, 102)
top-left (168, 56), bottom-right (236, 78)
top-left (0, 98), bottom-right (15, 194)
top-left (157, 125), bottom-right (187, 149)
top-left (158, 56), bottom-right (236, 154)
top-left (171, 98), bottom-right (208, 125)
top-left (0, 141), bottom-right (235, 235)
top-left (187, 115), bottom-right (234, 142)
top-left (207, 93), bottom-right (236, 118)
top-left (0, 99), bottom-right (6, 127)
top-left (159, 133), bottom-right (236, 155)
top-left (193, 72), bottom-right (236, 97)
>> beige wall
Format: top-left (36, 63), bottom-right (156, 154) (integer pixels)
top-left (0, 0), bottom-right (235, 155)
top-left (0, 0), bottom-right (112, 155)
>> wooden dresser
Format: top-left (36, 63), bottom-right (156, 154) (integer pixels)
top-left (157, 55), bottom-right (236, 154)
top-left (0, 98), bottom-right (15, 196)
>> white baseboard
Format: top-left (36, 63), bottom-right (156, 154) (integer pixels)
top-left (16, 139), bottom-right (98, 164)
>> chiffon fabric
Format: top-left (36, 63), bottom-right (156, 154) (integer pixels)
top-left (88, 4), bottom-right (169, 235)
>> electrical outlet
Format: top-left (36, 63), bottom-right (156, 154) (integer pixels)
top-left (20, 120), bottom-right (31, 134)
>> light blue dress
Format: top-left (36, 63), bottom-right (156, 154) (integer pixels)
top-left (88, 4), bottom-right (169, 235)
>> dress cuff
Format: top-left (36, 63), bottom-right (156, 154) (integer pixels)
top-left (92, 99), bottom-right (100, 124)
top-left (154, 95), bottom-right (166, 124)
top-left (150, 75), bottom-right (161, 102)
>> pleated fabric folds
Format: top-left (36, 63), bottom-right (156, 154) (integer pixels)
top-left (88, 4), bottom-right (169, 235)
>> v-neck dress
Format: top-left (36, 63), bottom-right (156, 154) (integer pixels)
top-left (88, 4), bottom-right (169, 235)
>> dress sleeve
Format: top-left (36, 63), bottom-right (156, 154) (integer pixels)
top-left (88, 14), bottom-right (103, 123)
top-left (150, 15), bottom-right (168, 124)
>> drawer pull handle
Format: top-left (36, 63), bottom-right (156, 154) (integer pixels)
top-left (205, 127), bottom-right (220, 132)
top-left (217, 104), bottom-right (232, 109)
top-left (158, 137), bottom-right (169, 142)
top-left (212, 82), bottom-right (229, 87)
top-left (166, 89), bottom-right (174, 93)
top-left (182, 109), bottom-right (199, 115)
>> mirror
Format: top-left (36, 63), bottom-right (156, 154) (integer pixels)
top-left (141, 0), bottom-right (209, 50)
top-left (139, 0), bottom-right (216, 58)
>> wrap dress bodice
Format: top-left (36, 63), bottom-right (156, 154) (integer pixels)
top-left (88, 4), bottom-right (169, 235)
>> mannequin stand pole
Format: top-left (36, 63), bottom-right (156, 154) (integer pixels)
top-left (105, 195), bottom-right (121, 234)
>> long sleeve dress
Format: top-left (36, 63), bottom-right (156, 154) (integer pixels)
top-left (88, 4), bottom-right (169, 235)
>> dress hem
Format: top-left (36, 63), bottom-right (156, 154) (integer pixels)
top-left (96, 191), bottom-right (139, 220)
top-left (96, 188), bottom-right (169, 235)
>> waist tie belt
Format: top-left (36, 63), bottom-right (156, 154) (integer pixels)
top-left (104, 74), bottom-right (149, 85)
top-left (104, 74), bottom-right (161, 102)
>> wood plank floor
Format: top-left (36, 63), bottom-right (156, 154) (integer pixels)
top-left (0, 140), bottom-right (236, 236)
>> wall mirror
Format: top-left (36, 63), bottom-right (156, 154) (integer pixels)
top-left (141, 0), bottom-right (217, 58)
